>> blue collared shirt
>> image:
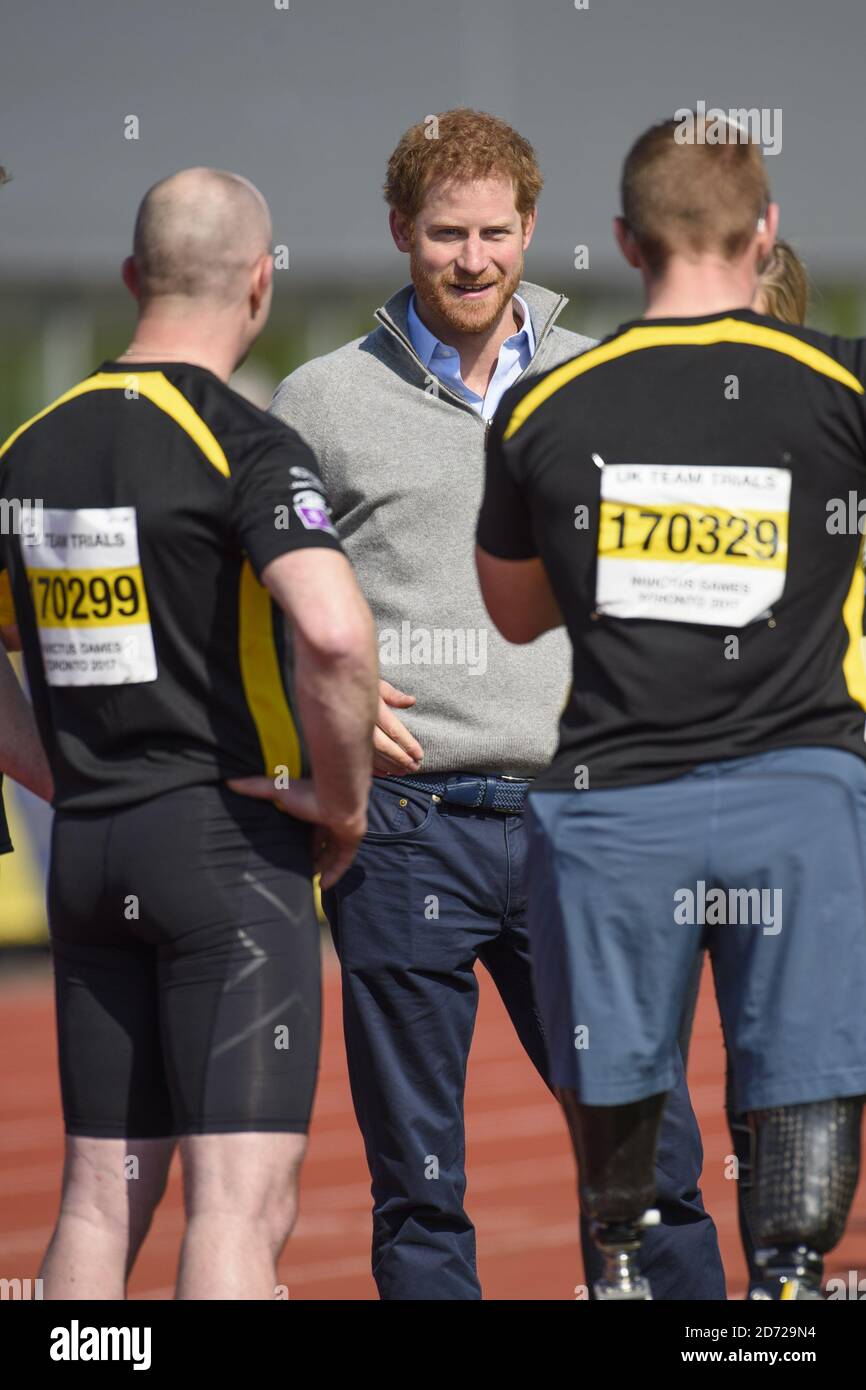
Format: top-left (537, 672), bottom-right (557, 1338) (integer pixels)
top-left (406, 291), bottom-right (536, 422)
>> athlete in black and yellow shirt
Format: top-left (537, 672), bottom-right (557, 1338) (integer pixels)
top-left (477, 118), bottom-right (866, 1300)
top-left (1, 359), bottom-right (351, 806)
top-left (0, 168), bottom-right (378, 1300)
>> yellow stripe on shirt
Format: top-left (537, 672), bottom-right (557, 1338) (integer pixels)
top-left (842, 540), bottom-right (866, 711)
top-left (503, 318), bottom-right (865, 441)
top-left (0, 571), bottom-right (15, 627)
top-left (238, 558), bottom-right (302, 780)
top-left (0, 372), bottom-right (230, 477)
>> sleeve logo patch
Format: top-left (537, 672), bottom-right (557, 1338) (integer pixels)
top-left (292, 489), bottom-right (338, 537)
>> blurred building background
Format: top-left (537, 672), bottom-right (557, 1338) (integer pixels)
top-left (2, 0), bottom-right (866, 938)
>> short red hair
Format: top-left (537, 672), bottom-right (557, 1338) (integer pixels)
top-left (384, 108), bottom-right (543, 223)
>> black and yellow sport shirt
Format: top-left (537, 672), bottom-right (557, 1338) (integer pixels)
top-left (0, 360), bottom-right (343, 811)
top-left (477, 309), bottom-right (866, 791)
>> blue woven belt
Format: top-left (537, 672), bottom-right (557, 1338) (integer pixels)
top-left (388, 772), bottom-right (531, 814)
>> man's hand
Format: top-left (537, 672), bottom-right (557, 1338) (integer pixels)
top-left (373, 679), bottom-right (424, 776)
top-left (0, 646), bottom-right (53, 801)
top-left (227, 775), bottom-right (366, 889)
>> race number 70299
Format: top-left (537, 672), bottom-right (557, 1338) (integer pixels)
top-left (27, 568), bottom-right (148, 627)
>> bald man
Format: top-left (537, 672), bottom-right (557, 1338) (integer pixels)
top-left (0, 168), bottom-right (378, 1300)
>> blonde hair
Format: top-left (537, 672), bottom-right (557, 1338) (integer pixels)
top-left (621, 115), bottom-right (770, 273)
top-left (755, 239), bottom-right (808, 324)
top-left (384, 108), bottom-right (543, 223)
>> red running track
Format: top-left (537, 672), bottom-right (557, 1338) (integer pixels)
top-left (0, 951), bottom-right (864, 1300)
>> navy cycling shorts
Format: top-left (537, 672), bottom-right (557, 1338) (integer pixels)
top-left (48, 782), bottom-right (321, 1138)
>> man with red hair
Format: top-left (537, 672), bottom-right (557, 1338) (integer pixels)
top-left (271, 109), bottom-right (724, 1300)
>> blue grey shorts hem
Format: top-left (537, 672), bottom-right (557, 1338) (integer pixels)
top-left (549, 1066), bottom-right (866, 1109)
top-left (547, 1066), bottom-right (677, 1105)
top-left (733, 1069), bottom-right (866, 1111)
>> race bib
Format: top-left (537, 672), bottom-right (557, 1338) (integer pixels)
top-left (21, 507), bottom-right (158, 686)
top-left (596, 464), bottom-right (790, 626)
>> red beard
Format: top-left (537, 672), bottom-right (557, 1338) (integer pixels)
top-left (409, 247), bottom-right (524, 336)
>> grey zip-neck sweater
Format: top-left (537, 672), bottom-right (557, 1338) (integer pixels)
top-left (270, 281), bottom-right (596, 776)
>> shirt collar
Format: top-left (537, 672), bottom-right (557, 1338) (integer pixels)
top-left (406, 290), bottom-right (536, 367)
top-left (614, 307), bottom-right (764, 335)
top-left (406, 292), bottom-right (442, 369)
top-left (511, 292), bottom-right (536, 356)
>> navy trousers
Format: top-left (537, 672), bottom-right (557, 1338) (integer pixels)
top-left (323, 775), bottom-right (725, 1300)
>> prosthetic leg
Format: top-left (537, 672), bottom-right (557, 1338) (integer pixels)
top-left (559, 1088), bottom-right (667, 1300)
top-left (748, 1097), bottom-right (864, 1300)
